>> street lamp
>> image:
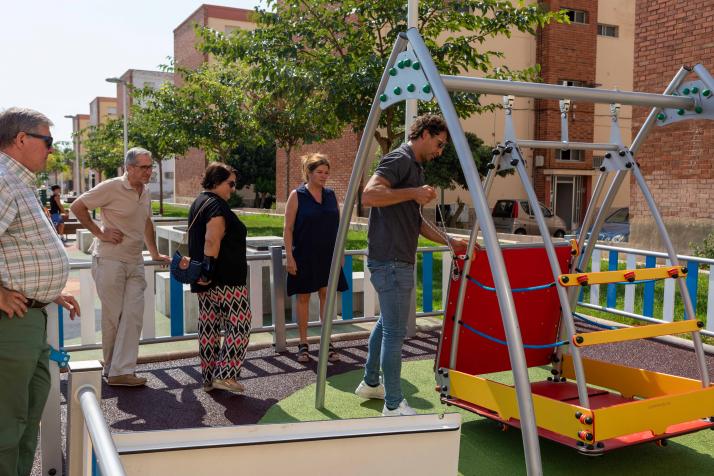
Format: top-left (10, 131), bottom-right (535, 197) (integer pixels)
top-left (105, 77), bottom-right (128, 159)
top-left (64, 114), bottom-right (82, 194)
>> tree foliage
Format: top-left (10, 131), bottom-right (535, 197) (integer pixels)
top-left (81, 119), bottom-right (123, 179)
top-left (46, 141), bottom-right (75, 185)
top-left (138, 63), bottom-right (260, 163)
top-left (225, 140), bottom-right (277, 208)
top-left (199, 0), bottom-right (566, 155)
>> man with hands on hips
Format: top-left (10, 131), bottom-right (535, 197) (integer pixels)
top-left (0, 107), bottom-right (80, 476)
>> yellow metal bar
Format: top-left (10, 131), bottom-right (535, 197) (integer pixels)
top-left (572, 319), bottom-right (702, 347)
top-left (558, 265), bottom-right (686, 287)
top-left (448, 370), bottom-right (591, 439)
top-left (561, 356), bottom-right (704, 398)
top-left (594, 385), bottom-right (714, 440)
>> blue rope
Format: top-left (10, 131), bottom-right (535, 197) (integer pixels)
top-left (465, 274), bottom-right (555, 293)
top-left (572, 312), bottom-right (617, 330)
top-left (459, 320), bottom-right (568, 349)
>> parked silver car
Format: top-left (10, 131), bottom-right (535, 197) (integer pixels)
top-left (492, 199), bottom-right (568, 237)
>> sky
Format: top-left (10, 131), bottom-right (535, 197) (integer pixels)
top-left (0, 0), bottom-right (263, 145)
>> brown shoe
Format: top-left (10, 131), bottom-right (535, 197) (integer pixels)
top-left (107, 374), bottom-right (147, 387)
top-left (212, 379), bottom-right (245, 394)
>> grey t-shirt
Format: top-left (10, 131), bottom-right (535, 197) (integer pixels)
top-left (367, 144), bottom-right (424, 264)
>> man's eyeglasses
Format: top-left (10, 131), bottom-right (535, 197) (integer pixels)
top-left (131, 164), bottom-right (153, 171)
top-left (227, 181), bottom-right (236, 189)
top-left (25, 132), bottom-right (53, 149)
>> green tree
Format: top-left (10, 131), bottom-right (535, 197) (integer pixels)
top-left (139, 63), bottom-right (261, 165)
top-left (199, 0), bottom-right (566, 156)
top-left (127, 95), bottom-right (191, 215)
top-left (423, 131), bottom-right (494, 226)
top-left (226, 140), bottom-right (277, 208)
top-left (81, 119), bottom-right (123, 180)
top-left (46, 141), bottom-right (75, 186)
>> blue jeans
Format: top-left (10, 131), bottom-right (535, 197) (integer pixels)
top-left (364, 259), bottom-right (414, 409)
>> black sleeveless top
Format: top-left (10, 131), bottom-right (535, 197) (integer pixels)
top-left (49, 195), bottom-right (61, 214)
top-left (187, 192), bottom-right (247, 292)
top-left (286, 184), bottom-right (348, 295)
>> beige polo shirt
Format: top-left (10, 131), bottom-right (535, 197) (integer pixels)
top-left (79, 174), bottom-right (151, 263)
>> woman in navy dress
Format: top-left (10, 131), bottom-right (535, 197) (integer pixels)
top-left (284, 153), bottom-right (348, 363)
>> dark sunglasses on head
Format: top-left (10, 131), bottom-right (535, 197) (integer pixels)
top-left (25, 132), bottom-right (53, 149)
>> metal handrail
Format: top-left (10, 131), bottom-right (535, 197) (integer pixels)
top-left (78, 386), bottom-right (126, 476)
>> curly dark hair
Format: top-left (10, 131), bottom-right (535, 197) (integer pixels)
top-left (407, 114), bottom-right (449, 142)
top-left (202, 162), bottom-right (237, 190)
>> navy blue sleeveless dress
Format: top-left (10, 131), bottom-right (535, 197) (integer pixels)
top-left (286, 184), bottom-right (349, 296)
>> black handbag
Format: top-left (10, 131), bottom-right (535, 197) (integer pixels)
top-left (169, 198), bottom-right (214, 284)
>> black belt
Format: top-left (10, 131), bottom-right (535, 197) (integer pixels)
top-left (27, 299), bottom-right (49, 309)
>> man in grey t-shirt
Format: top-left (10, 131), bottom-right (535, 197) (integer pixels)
top-left (354, 115), bottom-right (467, 416)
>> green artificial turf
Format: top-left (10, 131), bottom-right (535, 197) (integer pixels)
top-left (260, 359), bottom-right (714, 476)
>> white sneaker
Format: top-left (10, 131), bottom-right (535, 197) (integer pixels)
top-left (354, 379), bottom-right (385, 399)
top-left (382, 399), bottom-right (417, 416)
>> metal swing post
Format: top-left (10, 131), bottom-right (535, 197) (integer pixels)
top-left (406, 28), bottom-right (544, 476)
top-left (315, 35), bottom-right (409, 409)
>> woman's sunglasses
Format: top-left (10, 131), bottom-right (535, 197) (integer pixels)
top-left (25, 132), bottom-right (54, 149)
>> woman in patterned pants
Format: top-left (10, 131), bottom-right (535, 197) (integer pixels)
top-left (188, 162), bottom-right (251, 393)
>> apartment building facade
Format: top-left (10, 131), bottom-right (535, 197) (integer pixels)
top-left (630, 0), bottom-right (714, 252)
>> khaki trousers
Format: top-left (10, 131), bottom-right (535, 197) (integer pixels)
top-left (92, 257), bottom-right (146, 377)
top-left (0, 308), bottom-right (50, 476)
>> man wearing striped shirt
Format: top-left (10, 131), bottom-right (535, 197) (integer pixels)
top-left (0, 107), bottom-right (80, 476)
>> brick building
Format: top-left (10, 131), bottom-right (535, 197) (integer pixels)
top-left (173, 4), bottom-right (256, 202)
top-left (630, 0), bottom-right (714, 252)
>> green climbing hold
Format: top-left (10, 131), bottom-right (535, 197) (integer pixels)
top-left (423, 84), bottom-right (431, 94)
top-left (380, 94), bottom-right (388, 102)
top-left (407, 83), bottom-right (416, 93)
top-left (403, 59), bottom-right (412, 67)
top-left (695, 106), bottom-right (703, 113)
top-left (397, 60), bottom-right (405, 69)
top-left (703, 89), bottom-right (711, 97)
top-left (389, 68), bottom-right (397, 76)
top-left (656, 113), bottom-right (666, 121)
top-left (394, 87), bottom-right (402, 95)
top-left (691, 86), bottom-right (699, 94)
top-left (682, 88), bottom-right (690, 95)
top-left (677, 109), bottom-right (685, 116)
top-left (412, 61), bottom-right (421, 70)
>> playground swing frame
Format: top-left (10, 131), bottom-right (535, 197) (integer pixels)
top-left (315, 29), bottom-right (714, 476)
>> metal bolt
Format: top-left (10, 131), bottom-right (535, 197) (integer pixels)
top-left (412, 61), bottom-right (421, 70)
top-left (703, 89), bottom-right (711, 97)
top-left (625, 162), bottom-right (633, 168)
top-left (575, 336), bottom-right (584, 344)
top-left (407, 83), bottom-right (416, 93)
top-left (683, 88), bottom-right (691, 95)
top-left (562, 276), bottom-right (569, 283)
top-left (692, 86), bottom-right (699, 94)
top-left (677, 109), bottom-right (685, 115)
top-left (619, 150), bottom-right (626, 157)
top-left (657, 113), bottom-right (666, 121)
top-left (403, 59), bottom-right (412, 67)
top-left (599, 166), bottom-right (606, 172)
top-left (389, 68), bottom-right (397, 76)
top-left (422, 84), bottom-right (431, 94)
top-left (605, 153), bottom-right (612, 159)
top-left (379, 94), bottom-right (388, 102)
top-left (397, 60), bottom-right (405, 69)
top-left (695, 106), bottom-right (703, 114)
top-left (510, 159), bottom-right (518, 166)
top-left (393, 87), bottom-right (402, 95)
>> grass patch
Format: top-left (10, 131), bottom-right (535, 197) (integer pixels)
top-left (260, 359), bottom-right (714, 476)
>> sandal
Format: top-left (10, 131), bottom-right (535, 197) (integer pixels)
top-left (212, 378), bottom-right (245, 394)
top-left (328, 343), bottom-right (340, 362)
top-left (297, 343), bottom-right (310, 363)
